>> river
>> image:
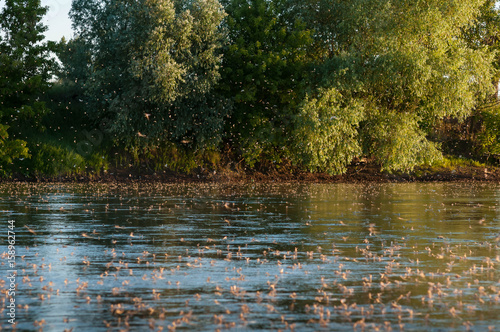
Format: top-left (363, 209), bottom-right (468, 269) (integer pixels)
top-left (1, 182), bottom-right (499, 331)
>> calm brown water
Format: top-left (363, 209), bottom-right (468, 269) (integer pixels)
top-left (1, 182), bottom-right (499, 331)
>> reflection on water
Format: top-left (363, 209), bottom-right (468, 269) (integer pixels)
top-left (1, 182), bottom-right (499, 331)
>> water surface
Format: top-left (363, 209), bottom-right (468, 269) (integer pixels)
top-left (1, 182), bottom-right (499, 331)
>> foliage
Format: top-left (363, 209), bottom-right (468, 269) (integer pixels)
top-left (57, 37), bottom-right (92, 93)
top-left (475, 106), bottom-right (500, 161)
top-left (29, 142), bottom-right (86, 177)
top-left (20, 140), bottom-right (107, 177)
top-left (0, 0), bottom-right (57, 175)
top-left (285, 0), bottom-right (495, 172)
top-left (4, 0), bottom-right (500, 177)
top-left (431, 156), bottom-right (486, 169)
top-left (292, 88), bottom-right (363, 174)
top-left (361, 111), bottom-right (443, 172)
top-left (127, 142), bottom-right (221, 173)
top-left (12, 136), bottom-right (109, 177)
top-left (9, 80), bottom-right (110, 177)
top-left (459, 1), bottom-right (500, 162)
top-left (220, 0), bottom-right (314, 166)
top-left (0, 124), bottom-right (30, 176)
top-left (69, 0), bottom-right (229, 149)
top-left (462, 0), bottom-right (500, 77)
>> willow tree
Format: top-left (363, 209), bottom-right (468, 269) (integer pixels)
top-left (0, 0), bottom-right (56, 175)
top-left (69, 0), bottom-right (228, 150)
top-left (291, 0), bottom-right (496, 173)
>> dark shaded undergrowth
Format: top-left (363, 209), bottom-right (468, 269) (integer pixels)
top-left (3, 157), bottom-right (499, 184)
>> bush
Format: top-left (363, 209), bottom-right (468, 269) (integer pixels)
top-left (16, 141), bottom-right (108, 177)
top-left (30, 143), bottom-right (86, 176)
top-left (0, 124), bottom-right (30, 177)
top-left (124, 142), bottom-right (221, 174)
top-left (476, 106), bottom-right (500, 163)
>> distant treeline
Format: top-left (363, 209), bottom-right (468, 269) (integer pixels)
top-left (2, 0), bottom-right (500, 177)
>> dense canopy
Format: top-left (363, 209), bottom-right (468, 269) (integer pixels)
top-left (1, 0), bottom-right (500, 177)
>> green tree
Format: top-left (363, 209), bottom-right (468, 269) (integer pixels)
top-left (0, 0), bottom-right (56, 175)
top-left (292, 88), bottom-right (363, 174)
top-left (57, 37), bottom-right (92, 93)
top-left (289, 0), bottom-right (495, 172)
top-left (220, 0), bottom-right (314, 166)
top-left (462, 0), bottom-right (500, 75)
top-left (459, 0), bottom-right (500, 162)
top-left (69, 0), bottom-right (228, 150)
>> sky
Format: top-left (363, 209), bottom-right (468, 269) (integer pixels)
top-left (0, 0), bottom-right (73, 42)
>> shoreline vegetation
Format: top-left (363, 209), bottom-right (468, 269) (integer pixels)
top-left (3, 158), bottom-right (499, 183)
top-left (3, 1), bottom-right (500, 182)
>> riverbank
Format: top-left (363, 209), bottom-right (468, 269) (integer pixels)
top-left (3, 161), bottom-right (500, 183)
